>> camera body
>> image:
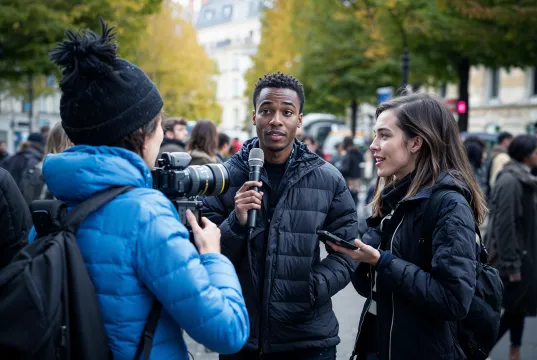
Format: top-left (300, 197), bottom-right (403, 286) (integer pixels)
top-left (152, 152), bottom-right (230, 237)
top-left (152, 152), bottom-right (199, 199)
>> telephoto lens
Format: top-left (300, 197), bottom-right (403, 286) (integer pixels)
top-left (184, 163), bottom-right (230, 197)
top-left (152, 152), bottom-right (230, 199)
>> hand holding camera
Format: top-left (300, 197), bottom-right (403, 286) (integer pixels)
top-left (186, 209), bottom-right (221, 255)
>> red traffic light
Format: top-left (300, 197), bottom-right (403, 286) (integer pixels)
top-left (457, 101), bottom-right (467, 114)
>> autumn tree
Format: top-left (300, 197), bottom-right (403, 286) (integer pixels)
top-left (247, 0), bottom-right (399, 139)
top-left (296, 0), bottom-right (399, 122)
top-left (244, 0), bottom-right (301, 101)
top-left (0, 0), bottom-right (161, 131)
top-left (131, 0), bottom-right (220, 121)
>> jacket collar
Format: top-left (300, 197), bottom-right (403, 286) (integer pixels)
top-left (400, 171), bottom-right (472, 203)
top-left (228, 137), bottom-right (323, 176)
top-left (161, 138), bottom-right (185, 148)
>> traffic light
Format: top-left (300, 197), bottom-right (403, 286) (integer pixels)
top-left (457, 101), bottom-right (467, 114)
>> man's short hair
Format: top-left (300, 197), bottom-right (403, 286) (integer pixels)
top-left (497, 131), bottom-right (513, 144)
top-left (218, 132), bottom-right (230, 149)
top-left (508, 135), bottom-right (537, 162)
top-left (252, 72), bottom-right (305, 113)
top-left (163, 117), bottom-right (187, 133)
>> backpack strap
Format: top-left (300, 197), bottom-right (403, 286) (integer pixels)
top-left (420, 189), bottom-right (481, 271)
top-left (133, 299), bottom-right (163, 360)
top-left (62, 186), bottom-right (134, 233)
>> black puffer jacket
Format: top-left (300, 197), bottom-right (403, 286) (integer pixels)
top-left (202, 138), bottom-right (359, 353)
top-left (0, 168), bottom-right (31, 269)
top-left (351, 173), bottom-right (477, 360)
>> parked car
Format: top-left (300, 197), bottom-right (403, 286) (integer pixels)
top-left (301, 113), bottom-right (345, 147)
top-left (323, 130), bottom-right (367, 163)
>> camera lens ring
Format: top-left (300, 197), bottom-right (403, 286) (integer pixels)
top-left (206, 164), bottom-right (229, 196)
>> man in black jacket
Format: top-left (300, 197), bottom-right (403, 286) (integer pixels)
top-left (157, 117), bottom-right (188, 160)
top-left (202, 72), bottom-right (359, 359)
top-left (6, 133), bottom-right (44, 187)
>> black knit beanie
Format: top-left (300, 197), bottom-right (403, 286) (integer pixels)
top-left (49, 18), bottom-right (163, 146)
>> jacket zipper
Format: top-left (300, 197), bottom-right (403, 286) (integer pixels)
top-left (352, 230), bottom-right (385, 359)
top-left (388, 215), bottom-right (404, 360)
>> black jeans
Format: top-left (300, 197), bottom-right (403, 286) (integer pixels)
top-left (496, 310), bottom-right (525, 347)
top-left (219, 346), bottom-right (336, 360)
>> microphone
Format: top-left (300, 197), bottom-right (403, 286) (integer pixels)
top-left (247, 148), bottom-right (264, 232)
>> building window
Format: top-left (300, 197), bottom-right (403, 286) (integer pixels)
top-left (232, 79), bottom-right (239, 97)
top-left (234, 108), bottom-right (240, 122)
top-left (438, 82), bottom-right (447, 98)
top-left (532, 67), bottom-right (537, 97)
top-left (223, 5), bottom-right (232, 19)
top-left (232, 55), bottom-right (239, 71)
top-left (489, 68), bottom-right (500, 100)
top-left (204, 10), bottom-right (214, 20)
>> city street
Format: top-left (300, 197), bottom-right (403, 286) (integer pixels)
top-left (186, 283), bottom-right (537, 360)
top-left (185, 279), bottom-right (365, 360)
top-left (186, 244), bottom-right (537, 360)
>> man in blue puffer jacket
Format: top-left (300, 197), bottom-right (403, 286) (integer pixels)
top-left (28, 20), bottom-right (250, 359)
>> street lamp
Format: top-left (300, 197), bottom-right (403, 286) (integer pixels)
top-left (401, 47), bottom-right (409, 89)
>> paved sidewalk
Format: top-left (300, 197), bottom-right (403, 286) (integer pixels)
top-left (490, 316), bottom-right (537, 360)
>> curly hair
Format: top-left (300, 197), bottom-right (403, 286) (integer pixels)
top-left (252, 72), bottom-right (305, 112)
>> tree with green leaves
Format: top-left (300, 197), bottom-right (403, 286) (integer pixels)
top-left (347, 0), bottom-right (537, 131)
top-left (244, 0), bottom-right (300, 102)
top-left (0, 0), bottom-right (161, 131)
top-left (296, 0), bottom-right (398, 117)
top-left (248, 0), bottom-right (399, 136)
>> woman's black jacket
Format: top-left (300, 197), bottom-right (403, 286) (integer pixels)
top-left (351, 173), bottom-right (477, 360)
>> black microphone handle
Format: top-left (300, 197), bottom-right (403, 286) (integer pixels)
top-left (247, 165), bottom-right (262, 229)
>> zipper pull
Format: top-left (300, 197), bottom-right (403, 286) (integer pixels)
top-left (60, 325), bottom-right (67, 347)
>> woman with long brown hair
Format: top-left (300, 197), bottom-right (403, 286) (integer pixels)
top-left (187, 119), bottom-right (221, 165)
top-left (329, 93), bottom-right (487, 360)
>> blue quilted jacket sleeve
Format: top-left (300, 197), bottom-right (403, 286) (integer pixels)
top-left (134, 194), bottom-right (249, 354)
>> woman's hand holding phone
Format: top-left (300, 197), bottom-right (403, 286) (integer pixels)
top-left (327, 239), bottom-right (381, 265)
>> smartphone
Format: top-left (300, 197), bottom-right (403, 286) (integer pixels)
top-left (316, 230), bottom-right (358, 250)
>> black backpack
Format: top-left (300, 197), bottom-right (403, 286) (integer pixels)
top-left (19, 165), bottom-right (46, 205)
top-left (421, 189), bottom-right (504, 360)
top-left (0, 186), bottom-right (161, 360)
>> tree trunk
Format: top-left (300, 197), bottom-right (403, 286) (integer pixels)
top-left (402, 47), bottom-right (410, 89)
top-left (27, 74), bottom-right (34, 133)
top-left (457, 57), bottom-right (470, 133)
top-left (351, 99), bottom-right (358, 139)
